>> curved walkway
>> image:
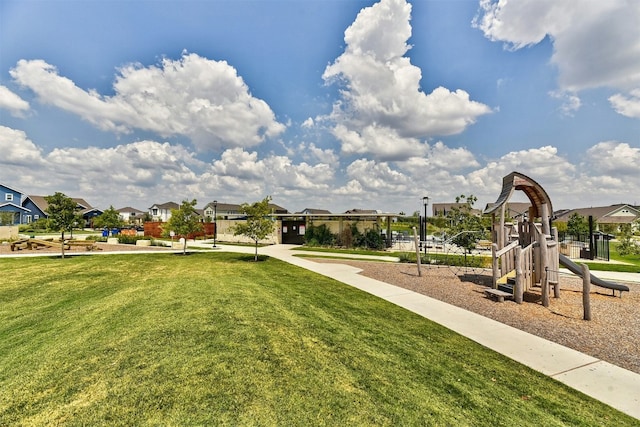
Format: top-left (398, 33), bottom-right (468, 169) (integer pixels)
top-left (199, 242), bottom-right (640, 420)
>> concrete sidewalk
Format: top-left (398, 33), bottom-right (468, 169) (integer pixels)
top-left (205, 242), bottom-right (639, 420)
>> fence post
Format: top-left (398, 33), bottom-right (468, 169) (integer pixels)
top-left (582, 263), bottom-right (592, 321)
top-left (413, 227), bottom-right (421, 277)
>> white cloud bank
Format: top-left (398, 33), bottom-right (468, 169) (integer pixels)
top-left (321, 0), bottom-right (491, 161)
top-left (474, 0), bottom-right (640, 117)
top-left (9, 53), bottom-right (286, 151)
top-left (2, 125), bottom-right (637, 213)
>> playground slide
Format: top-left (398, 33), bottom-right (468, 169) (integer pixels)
top-left (558, 253), bottom-right (629, 293)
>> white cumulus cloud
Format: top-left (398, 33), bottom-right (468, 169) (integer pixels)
top-left (9, 53), bottom-right (286, 152)
top-left (0, 125), bottom-right (43, 166)
top-left (322, 0), bottom-right (491, 160)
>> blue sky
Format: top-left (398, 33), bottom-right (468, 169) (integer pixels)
top-left (1, 0), bottom-right (639, 215)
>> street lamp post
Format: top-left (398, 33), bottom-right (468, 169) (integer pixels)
top-left (422, 196), bottom-right (429, 253)
top-left (213, 200), bottom-right (218, 248)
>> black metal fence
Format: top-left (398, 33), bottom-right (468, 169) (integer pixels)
top-left (558, 232), bottom-right (612, 261)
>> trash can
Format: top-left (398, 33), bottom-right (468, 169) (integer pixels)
top-left (102, 229), bottom-right (108, 237)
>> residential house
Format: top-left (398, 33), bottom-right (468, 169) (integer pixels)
top-left (432, 203), bottom-right (482, 217)
top-left (554, 204), bottom-right (640, 232)
top-left (344, 208), bottom-right (379, 215)
top-left (296, 208), bottom-right (332, 215)
top-left (202, 201), bottom-right (289, 220)
top-left (22, 195), bottom-right (103, 227)
top-left (482, 202), bottom-right (532, 220)
top-left (203, 202), bottom-right (243, 220)
top-left (117, 206), bottom-right (146, 224)
top-left (148, 202), bottom-right (179, 222)
top-left (0, 183), bottom-right (30, 224)
top-left (268, 203), bottom-right (289, 214)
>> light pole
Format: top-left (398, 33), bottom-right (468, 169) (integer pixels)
top-left (422, 196), bottom-right (429, 251)
top-left (213, 200), bottom-right (218, 248)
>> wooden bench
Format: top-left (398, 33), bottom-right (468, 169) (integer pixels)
top-left (484, 288), bottom-right (513, 303)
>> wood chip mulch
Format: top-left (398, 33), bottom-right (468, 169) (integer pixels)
top-left (312, 259), bottom-right (640, 375)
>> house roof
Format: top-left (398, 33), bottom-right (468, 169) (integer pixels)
top-left (268, 203), bottom-right (288, 214)
top-left (0, 183), bottom-right (26, 195)
top-left (203, 202), bottom-right (242, 212)
top-left (483, 202), bottom-right (532, 218)
top-left (203, 201), bottom-right (289, 214)
top-left (432, 203), bottom-right (482, 216)
top-left (117, 206), bottom-right (146, 214)
top-left (344, 208), bottom-right (379, 214)
top-left (150, 201), bottom-right (179, 210)
top-left (296, 208), bottom-right (332, 214)
top-left (554, 204), bottom-right (640, 224)
top-left (24, 195), bottom-right (95, 215)
top-left (0, 202), bottom-right (31, 212)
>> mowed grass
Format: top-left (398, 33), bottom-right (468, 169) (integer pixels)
top-left (0, 253), bottom-right (636, 426)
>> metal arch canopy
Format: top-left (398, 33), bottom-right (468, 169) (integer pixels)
top-left (484, 171), bottom-right (553, 219)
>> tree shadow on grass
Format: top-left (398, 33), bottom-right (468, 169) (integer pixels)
top-left (236, 254), bottom-right (270, 262)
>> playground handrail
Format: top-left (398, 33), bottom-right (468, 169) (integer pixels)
top-left (495, 240), bottom-right (518, 258)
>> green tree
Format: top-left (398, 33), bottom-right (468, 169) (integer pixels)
top-left (93, 206), bottom-right (124, 230)
top-left (44, 192), bottom-right (79, 258)
top-left (446, 194), bottom-right (488, 255)
top-left (233, 196), bottom-right (275, 261)
top-left (566, 213), bottom-right (589, 238)
top-left (165, 199), bottom-right (203, 254)
top-left (0, 211), bottom-right (15, 226)
top-left (616, 224), bottom-right (640, 256)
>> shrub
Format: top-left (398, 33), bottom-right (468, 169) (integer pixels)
top-left (364, 229), bottom-right (385, 250)
top-left (304, 224), bottom-right (335, 247)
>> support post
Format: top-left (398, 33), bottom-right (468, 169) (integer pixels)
top-left (515, 246), bottom-right (523, 304)
top-left (582, 263), bottom-right (592, 321)
top-left (539, 203), bottom-right (549, 307)
top-left (492, 243), bottom-right (499, 288)
top-left (413, 227), bottom-right (422, 277)
top-left (499, 204), bottom-right (506, 248)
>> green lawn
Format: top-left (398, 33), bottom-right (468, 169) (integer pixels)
top-left (1, 253), bottom-right (636, 426)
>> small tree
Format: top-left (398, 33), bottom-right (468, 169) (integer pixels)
top-left (165, 199), bottom-right (203, 254)
top-left (93, 206), bottom-right (124, 231)
top-left (44, 192), bottom-right (79, 258)
top-left (0, 211), bottom-right (15, 226)
top-left (616, 224), bottom-right (640, 256)
top-left (446, 194), bottom-right (488, 255)
top-left (566, 213), bottom-right (589, 239)
top-left (233, 196), bottom-right (275, 261)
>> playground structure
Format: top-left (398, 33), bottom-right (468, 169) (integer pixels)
top-left (485, 171), bottom-right (628, 305)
